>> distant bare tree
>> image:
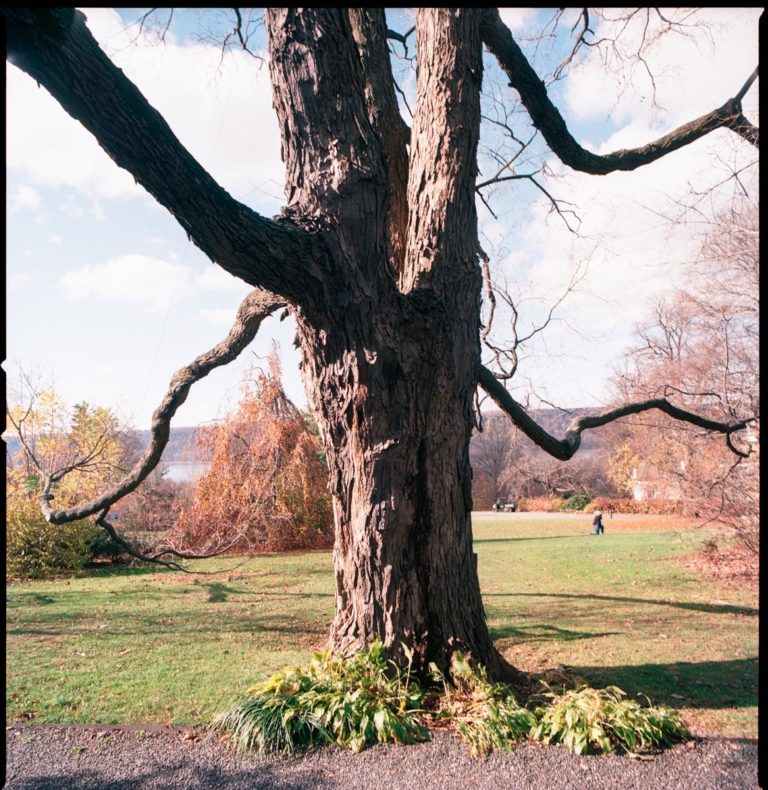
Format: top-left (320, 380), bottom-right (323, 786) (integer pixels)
top-left (470, 414), bottom-right (516, 505)
top-left (613, 200), bottom-right (759, 551)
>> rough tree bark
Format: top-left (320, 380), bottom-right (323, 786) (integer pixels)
top-left (265, 8), bottom-right (514, 678)
top-left (4, 7), bottom-right (757, 681)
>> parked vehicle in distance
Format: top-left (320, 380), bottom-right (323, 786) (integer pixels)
top-left (492, 499), bottom-right (516, 513)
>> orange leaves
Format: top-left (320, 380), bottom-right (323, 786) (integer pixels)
top-left (168, 353), bottom-right (333, 554)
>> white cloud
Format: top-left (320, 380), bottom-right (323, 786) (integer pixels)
top-left (60, 254), bottom-right (195, 313)
top-left (199, 307), bottom-right (237, 326)
top-left (8, 273), bottom-right (33, 292)
top-left (194, 265), bottom-right (253, 294)
top-left (499, 8), bottom-right (539, 33)
top-left (48, 233), bottom-right (63, 245)
top-left (7, 9), bottom-right (284, 212)
top-left (7, 67), bottom-right (144, 199)
top-left (8, 184), bottom-right (42, 213)
top-left (58, 253), bottom-right (255, 317)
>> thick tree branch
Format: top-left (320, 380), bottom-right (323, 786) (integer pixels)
top-left (265, 8), bottom-right (397, 296)
top-left (348, 9), bottom-right (410, 274)
top-left (477, 365), bottom-right (753, 462)
top-left (481, 10), bottom-right (759, 174)
top-left (3, 8), bottom-right (324, 304)
top-left (39, 289), bottom-right (285, 525)
top-left (403, 8), bottom-right (484, 295)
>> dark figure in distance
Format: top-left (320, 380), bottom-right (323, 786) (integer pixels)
top-left (592, 510), bottom-right (605, 535)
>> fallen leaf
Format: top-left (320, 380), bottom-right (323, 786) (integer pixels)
top-left (118, 648), bottom-right (132, 655)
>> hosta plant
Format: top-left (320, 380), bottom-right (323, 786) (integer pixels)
top-left (212, 641), bottom-right (429, 754)
top-left (430, 653), bottom-right (536, 757)
top-left (530, 683), bottom-right (690, 755)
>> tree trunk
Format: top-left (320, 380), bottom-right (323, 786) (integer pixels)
top-left (295, 298), bottom-right (519, 680)
top-left (264, 8), bottom-right (520, 680)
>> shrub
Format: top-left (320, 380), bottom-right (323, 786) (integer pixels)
top-left (212, 642), bottom-right (429, 754)
top-left (6, 493), bottom-right (96, 579)
top-left (515, 496), bottom-right (564, 512)
top-left (430, 654), bottom-right (536, 757)
top-left (586, 497), bottom-right (683, 515)
top-left (169, 353), bottom-right (334, 554)
top-left (530, 683), bottom-right (690, 755)
top-left (563, 494), bottom-right (592, 511)
top-left (213, 647), bottom-right (691, 759)
top-left (87, 528), bottom-right (126, 564)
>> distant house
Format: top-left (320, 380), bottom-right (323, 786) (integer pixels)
top-left (630, 461), bottom-right (683, 501)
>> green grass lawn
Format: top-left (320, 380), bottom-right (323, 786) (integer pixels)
top-left (6, 514), bottom-right (757, 738)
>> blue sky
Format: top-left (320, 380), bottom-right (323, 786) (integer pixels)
top-left (5, 8), bottom-right (760, 430)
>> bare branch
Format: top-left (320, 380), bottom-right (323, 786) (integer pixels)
top-left (39, 288), bottom-right (285, 525)
top-left (734, 64), bottom-right (760, 104)
top-left (481, 9), bottom-right (759, 174)
top-left (480, 253), bottom-right (587, 381)
top-left (552, 9), bottom-right (594, 80)
top-left (94, 509), bottom-right (251, 573)
top-left (133, 9), bottom-right (173, 43)
top-left (479, 248), bottom-right (496, 341)
top-left (477, 365), bottom-right (753, 462)
top-left (386, 25), bottom-right (415, 56)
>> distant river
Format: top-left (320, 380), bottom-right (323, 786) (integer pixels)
top-left (163, 461), bottom-right (210, 482)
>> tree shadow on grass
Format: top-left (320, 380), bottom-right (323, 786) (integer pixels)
top-left (484, 591), bottom-right (757, 617)
top-left (80, 563), bottom-right (176, 579)
top-left (568, 657), bottom-right (758, 711)
top-left (201, 582), bottom-right (237, 603)
top-left (489, 622), bottom-right (620, 643)
top-left (7, 609), bottom-right (332, 639)
top-left (474, 534), bottom-right (588, 544)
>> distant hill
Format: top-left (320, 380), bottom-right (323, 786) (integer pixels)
top-left (4, 426), bottom-right (202, 465)
top-left (130, 426), bottom-right (200, 462)
top-left (476, 406), bottom-right (607, 452)
top-left (5, 407), bottom-right (607, 466)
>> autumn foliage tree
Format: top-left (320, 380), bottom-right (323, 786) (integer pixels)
top-left (168, 353), bottom-right (333, 554)
top-left (6, 386), bottom-right (127, 577)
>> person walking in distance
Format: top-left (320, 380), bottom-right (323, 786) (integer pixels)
top-left (592, 510), bottom-right (605, 535)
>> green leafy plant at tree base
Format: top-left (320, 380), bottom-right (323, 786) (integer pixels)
top-left (214, 646), bottom-right (690, 758)
top-left (211, 641), bottom-right (429, 754)
top-left (530, 683), bottom-right (690, 755)
top-left (430, 653), bottom-right (536, 757)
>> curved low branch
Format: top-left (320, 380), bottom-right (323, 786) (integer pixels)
top-left (94, 509), bottom-right (249, 572)
top-left (40, 288), bottom-right (285, 524)
top-left (481, 10), bottom-right (759, 174)
top-left (3, 8), bottom-right (324, 303)
top-left (477, 365), bottom-right (754, 461)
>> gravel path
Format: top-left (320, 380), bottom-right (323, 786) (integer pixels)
top-left (5, 725), bottom-right (759, 789)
